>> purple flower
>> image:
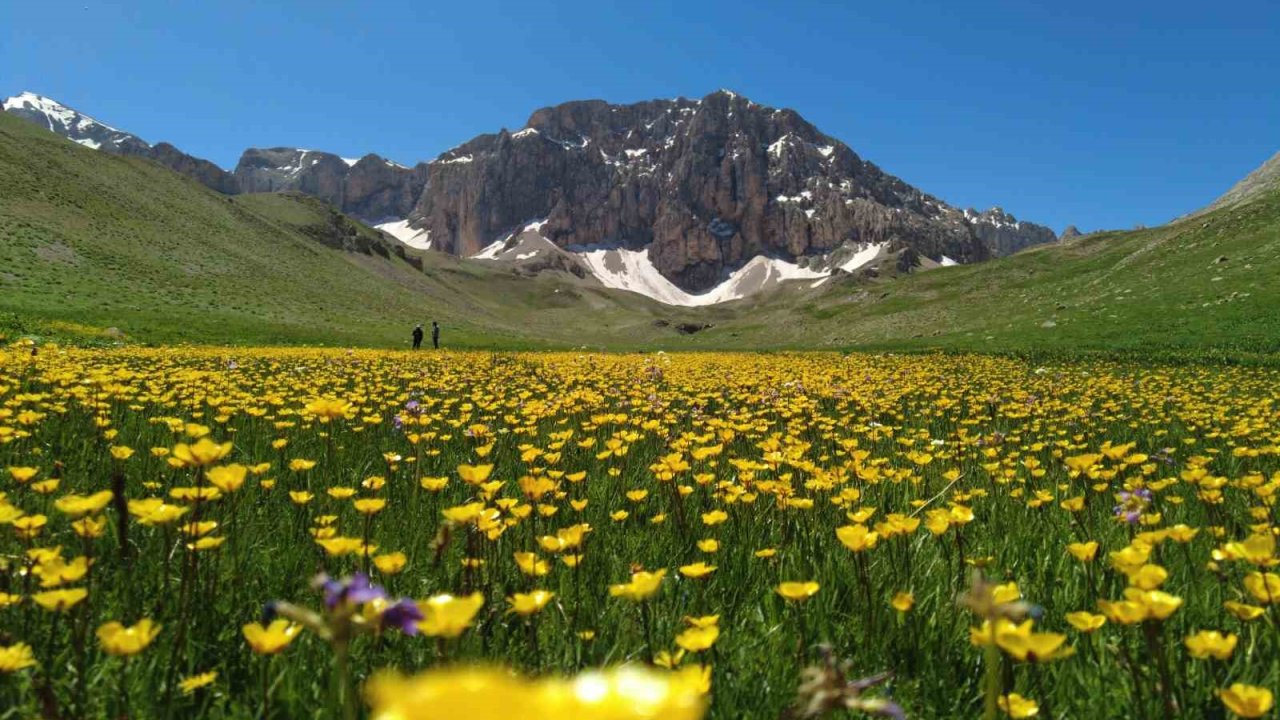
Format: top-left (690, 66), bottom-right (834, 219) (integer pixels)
top-left (380, 599), bottom-right (424, 635)
top-left (1113, 488), bottom-right (1153, 524)
top-left (322, 573), bottom-right (387, 609)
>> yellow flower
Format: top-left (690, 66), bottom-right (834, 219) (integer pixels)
top-left (34, 556), bottom-right (90, 588)
top-left (754, 548), bottom-right (777, 559)
top-left (1066, 541), bottom-right (1099, 562)
top-left (655, 649), bottom-right (686, 669)
top-left (1184, 630), bottom-right (1237, 660)
top-left (288, 491), bottom-right (314, 505)
top-left (97, 618), bottom-right (161, 656)
top-left (1219, 684), bottom-right (1273, 718)
top-left (696, 539), bottom-right (719, 553)
top-left (994, 622), bottom-right (1074, 663)
top-left (305, 397), bottom-right (352, 421)
top-left (514, 551), bottom-right (550, 577)
top-left (288, 458), bottom-right (317, 472)
top-left (700, 510), bottom-right (728, 526)
top-left (127, 498), bottom-right (189, 525)
top-left (679, 562), bottom-right (717, 580)
top-left (179, 670), bottom-right (217, 695)
top-left (170, 439), bottom-right (233, 468)
top-left (1129, 588), bottom-right (1183, 620)
top-left (776, 581), bottom-right (820, 602)
top-left (675, 625), bottom-right (720, 652)
top-left (242, 620), bottom-right (301, 654)
top-left (507, 590), bottom-right (555, 617)
top-left (0, 643), bottom-right (37, 672)
top-left (354, 498), bottom-right (387, 515)
top-left (890, 591), bottom-right (915, 613)
top-left (1064, 611), bottom-right (1106, 633)
top-left (999, 693), bottom-right (1040, 718)
top-left (419, 593), bottom-right (484, 638)
top-left (12, 514), bottom-right (48, 539)
top-left (53, 490), bottom-right (114, 517)
top-left (991, 582), bottom-right (1021, 605)
top-left (835, 524), bottom-right (879, 552)
top-left (1242, 571), bottom-right (1280, 604)
top-left (609, 569), bottom-right (666, 602)
top-left (1224, 600), bottom-right (1267, 621)
top-left (373, 552), bottom-right (407, 575)
top-left (32, 587), bottom-right (88, 612)
top-left (7, 467), bottom-right (38, 484)
top-left (1126, 564), bottom-right (1168, 590)
top-left (206, 464), bottom-right (248, 493)
top-left (457, 464), bottom-right (494, 485)
top-left (365, 665), bottom-right (707, 720)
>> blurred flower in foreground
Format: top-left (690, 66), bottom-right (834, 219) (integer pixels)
top-left (788, 646), bottom-right (903, 719)
top-left (365, 664), bottom-right (708, 720)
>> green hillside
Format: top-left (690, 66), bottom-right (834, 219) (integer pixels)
top-left (681, 185), bottom-right (1280, 356)
top-left (3, 111), bottom-right (1279, 355)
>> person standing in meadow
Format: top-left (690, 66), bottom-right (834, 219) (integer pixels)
top-left (431, 320), bottom-right (440, 349)
top-left (412, 324), bottom-right (424, 350)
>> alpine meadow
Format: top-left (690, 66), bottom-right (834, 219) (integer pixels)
top-left (3, 2), bottom-right (1280, 719)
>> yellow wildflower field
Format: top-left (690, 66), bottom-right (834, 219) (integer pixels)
top-left (1, 345), bottom-right (1277, 719)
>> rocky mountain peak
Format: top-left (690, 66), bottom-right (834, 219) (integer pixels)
top-left (408, 90), bottom-right (1057, 292)
top-left (2, 91), bottom-right (149, 153)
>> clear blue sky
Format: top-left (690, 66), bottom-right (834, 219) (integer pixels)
top-left (3, 0), bottom-right (1277, 232)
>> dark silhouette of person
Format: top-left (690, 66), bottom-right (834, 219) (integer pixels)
top-left (431, 320), bottom-right (440, 349)
top-left (412, 324), bottom-right (424, 350)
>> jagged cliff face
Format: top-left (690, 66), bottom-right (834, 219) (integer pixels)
top-left (233, 148), bottom-right (427, 222)
top-left (411, 91), bottom-right (1057, 291)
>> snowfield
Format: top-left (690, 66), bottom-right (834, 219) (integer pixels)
top-left (374, 219), bottom-right (432, 250)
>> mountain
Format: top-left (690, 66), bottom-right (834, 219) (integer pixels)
top-left (6, 89), bottom-right (1056, 304)
top-left (1200, 150), bottom-right (1280, 214)
top-left (405, 90), bottom-right (1057, 292)
top-left (232, 147), bottom-right (428, 224)
top-left (2, 91), bottom-right (239, 194)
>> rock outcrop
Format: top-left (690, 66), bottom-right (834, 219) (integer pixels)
top-left (233, 148), bottom-right (426, 222)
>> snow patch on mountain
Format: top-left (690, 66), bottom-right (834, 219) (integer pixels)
top-left (838, 243), bottom-right (886, 272)
top-left (574, 246), bottom-right (826, 307)
top-left (375, 219), bottom-right (432, 250)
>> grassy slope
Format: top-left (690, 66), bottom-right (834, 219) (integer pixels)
top-left (685, 187), bottom-right (1280, 356)
top-left (3, 110), bottom-right (1279, 355)
top-left (0, 114), bottom-right (692, 349)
